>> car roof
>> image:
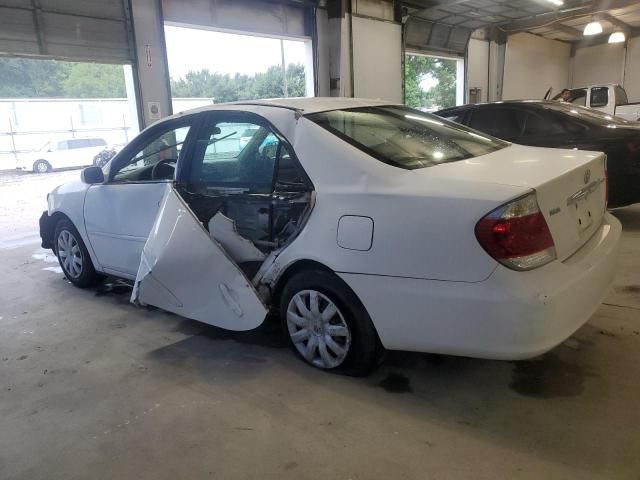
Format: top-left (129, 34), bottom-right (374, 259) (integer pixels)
top-left (439, 100), bottom-right (551, 110)
top-left (437, 100), bottom-right (581, 115)
top-left (569, 84), bottom-right (620, 89)
top-left (437, 100), bottom-right (640, 129)
top-left (173, 97), bottom-right (399, 117)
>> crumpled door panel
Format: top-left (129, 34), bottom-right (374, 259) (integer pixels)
top-left (131, 184), bottom-right (267, 331)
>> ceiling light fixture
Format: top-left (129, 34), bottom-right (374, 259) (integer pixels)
top-left (584, 20), bottom-right (603, 36)
top-left (608, 31), bottom-right (626, 43)
top-left (545, 0), bottom-right (564, 6)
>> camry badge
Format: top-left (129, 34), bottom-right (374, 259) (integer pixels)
top-left (584, 169), bottom-right (591, 184)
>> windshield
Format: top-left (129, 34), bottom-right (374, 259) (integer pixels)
top-left (241, 128), bottom-right (258, 137)
top-left (307, 106), bottom-right (508, 170)
top-left (545, 102), bottom-right (634, 125)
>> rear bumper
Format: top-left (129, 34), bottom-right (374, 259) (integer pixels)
top-left (339, 213), bottom-right (622, 360)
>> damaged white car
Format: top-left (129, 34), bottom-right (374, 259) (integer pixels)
top-left (40, 98), bottom-right (621, 375)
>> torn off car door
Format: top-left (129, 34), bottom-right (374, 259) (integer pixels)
top-left (131, 184), bottom-right (267, 330)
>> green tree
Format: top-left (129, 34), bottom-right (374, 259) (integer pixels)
top-left (0, 57), bottom-right (126, 98)
top-left (0, 58), bottom-right (68, 97)
top-left (0, 57), bottom-right (306, 101)
top-left (286, 63), bottom-right (306, 97)
top-left (61, 63), bottom-right (126, 97)
top-left (170, 63), bottom-right (306, 101)
top-left (404, 55), bottom-right (457, 109)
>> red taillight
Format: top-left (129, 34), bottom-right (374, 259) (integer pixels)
top-left (475, 192), bottom-right (556, 271)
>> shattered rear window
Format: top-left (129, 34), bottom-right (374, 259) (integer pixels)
top-left (307, 106), bottom-right (508, 170)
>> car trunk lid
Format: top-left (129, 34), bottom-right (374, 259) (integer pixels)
top-left (425, 144), bottom-right (608, 261)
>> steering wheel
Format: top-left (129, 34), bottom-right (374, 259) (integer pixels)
top-left (151, 158), bottom-right (176, 180)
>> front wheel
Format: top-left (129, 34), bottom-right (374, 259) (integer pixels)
top-left (54, 218), bottom-right (103, 288)
top-left (33, 159), bottom-right (51, 173)
top-left (280, 270), bottom-right (382, 376)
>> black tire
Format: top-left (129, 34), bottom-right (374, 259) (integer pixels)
top-left (53, 218), bottom-right (104, 288)
top-left (33, 159), bottom-right (51, 173)
top-left (280, 270), bottom-right (382, 376)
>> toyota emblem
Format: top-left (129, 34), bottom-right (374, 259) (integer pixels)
top-left (583, 169), bottom-right (591, 184)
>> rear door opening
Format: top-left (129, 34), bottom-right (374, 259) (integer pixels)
top-left (133, 110), bottom-right (313, 329)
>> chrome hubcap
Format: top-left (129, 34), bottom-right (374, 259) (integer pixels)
top-left (286, 290), bottom-right (351, 369)
top-left (57, 230), bottom-right (83, 279)
top-left (37, 162), bottom-right (47, 173)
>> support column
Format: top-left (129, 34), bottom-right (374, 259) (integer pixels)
top-left (488, 39), bottom-right (506, 101)
top-left (456, 58), bottom-right (465, 105)
top-left (326, 0), bottom-right (353, 97)
top-left (130, 0), bottom-right (173, 128)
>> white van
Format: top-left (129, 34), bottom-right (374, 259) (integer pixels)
top-left (18, 138), bottom-right (107, 173)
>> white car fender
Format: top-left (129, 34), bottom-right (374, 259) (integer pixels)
top-left (47, 179), bottom-right (102, 270)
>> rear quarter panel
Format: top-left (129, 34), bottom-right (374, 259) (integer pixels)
top-left (270, 118), bottom-right (533, 283)
top-left (270, 188), bottom-right (513, 283)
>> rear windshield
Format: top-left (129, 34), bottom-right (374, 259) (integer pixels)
top-left (307, 106), bottom-right (508, 170)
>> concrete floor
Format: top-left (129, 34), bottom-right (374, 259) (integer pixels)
top-left (1, 172), bottom-right (639, 479)
top-left (0, 170), bottom-right (78, 248)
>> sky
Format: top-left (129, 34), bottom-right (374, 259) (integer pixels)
top-left (164, 25), bottom-right (309, 79)
top-left (420, 75), bottom-right (439, 91)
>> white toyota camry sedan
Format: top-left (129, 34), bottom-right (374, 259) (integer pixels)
top-left (39, 98), bottom-right (621, 375)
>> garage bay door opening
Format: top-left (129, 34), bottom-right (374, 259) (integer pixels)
top-left (0, 57), bottom-right (141, 173)
top-left (164, 24), bottom-right (314, 104)
top-left (404, 53), bottom-right (464, 112)
top-left (0, 56), bottom-right (142, 248)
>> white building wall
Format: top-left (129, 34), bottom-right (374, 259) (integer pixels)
top-left (0, 98), bottom-right (213, 169)
top-left (571, 37), bottom-right (640, 102)
top-left (352, 16), bottom-right (402, 103)
top-left (502, 33), bottom-right (571, 100)
top-left (571, 42), bottom-right (626, 88)
top-left (625, 37), bottom-right (640, 101)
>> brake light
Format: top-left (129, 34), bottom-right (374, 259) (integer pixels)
top-left (475, 192), bottom-right (557, 271)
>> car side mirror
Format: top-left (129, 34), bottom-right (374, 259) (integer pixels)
top-left (81, 166), bottom-right (105, 184)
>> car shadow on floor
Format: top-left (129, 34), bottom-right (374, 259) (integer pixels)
top-left (610, 204), bottom-right (640, 231)
top-left (93, 277), bottom-right (595, 402)
top-left (88, 275), bottom-right (625, 474)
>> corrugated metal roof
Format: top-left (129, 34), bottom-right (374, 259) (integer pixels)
top-left (403, 0), bottom-right (640, 46)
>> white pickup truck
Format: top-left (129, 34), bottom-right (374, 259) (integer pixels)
top-left (550, 84), bottom-right (640, 122)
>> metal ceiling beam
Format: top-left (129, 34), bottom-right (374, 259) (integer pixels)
top-left (497, 0), bottom-right (640, 33)
top-left (408, 0), bottom-right (471, 18)
top-left (552, 23), bottom-right (584, 38)
top-left (573, 26), bottom-right (640, 48)
top-left (598, 12), bottom-right (631, 33)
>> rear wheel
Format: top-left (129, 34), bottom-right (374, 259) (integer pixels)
top-left (33, 159), bottom-right (51, 173)
top-left (280, 270), bottom-right (382, 376)
top-left (54, 218), bottom-right (103, 288)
